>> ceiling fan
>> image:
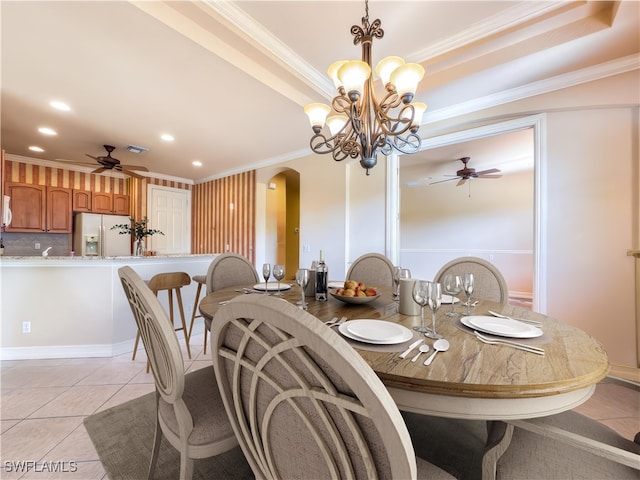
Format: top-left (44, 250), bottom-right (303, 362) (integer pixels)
top-left (59, 145), bottom-right (149, 179)
top-left (430, 157), bottom-right (502, 186)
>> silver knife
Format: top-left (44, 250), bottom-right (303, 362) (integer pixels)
top-left (399, 339), bottom-right (423, 359)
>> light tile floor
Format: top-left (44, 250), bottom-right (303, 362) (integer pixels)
top-left (1, 331), bottom-right (638, 479)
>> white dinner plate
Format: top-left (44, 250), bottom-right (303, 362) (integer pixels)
top-left (441, 295), bottom-right (461, 304)
top-left (461, 316), bottom-right (543, 339)
top-left (252, 282), bottom-right (292, 292)
top-left (339, 320), bottom-right (413, 345)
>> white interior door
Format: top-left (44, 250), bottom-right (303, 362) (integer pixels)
top-left (147, 185), bottom-right (191, 254)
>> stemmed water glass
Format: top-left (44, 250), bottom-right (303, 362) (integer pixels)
top-left (394, 268), bottom-right (411, 302)
top-left (295, 268), bottom-right (309, 309)
top-left (443, 274), bottom-right (462, 317)
top-left (412, 280), bottom-right (430, 333)
top-left (463, 273), bottom-right (474, 315)
top-left (393, 267), bottom-right (401, 299)
top-left (262, 263), bottom-right (271, 294)
top-left (425, 281), bottom-right (443, 339)
top-left (273, 264), bottom-right (285, 296)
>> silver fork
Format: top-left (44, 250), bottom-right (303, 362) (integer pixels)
top-left (474, 331), bottom-right (545, 355)
top-left (326, 316), bottom-right (347, 328)
top-left (325, 317), bottom-right (338, 326)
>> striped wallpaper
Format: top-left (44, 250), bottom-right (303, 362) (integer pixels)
top-left (4, 159), bottom-right (128, 193)
top-left (192, 170), bottom-right (255, 263)
top-left (4, 158), bottom-right (256, 261)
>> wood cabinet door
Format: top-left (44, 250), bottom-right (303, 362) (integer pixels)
top-left (4, 183), bottom-right (46, 232)
top-left (112, 194), bottom-right (130, 215)
top-left (73, 190), bottom-right (92, 212)
top-left (47, 187), bottom-right (72, 233)
top-left (91, 192), bottom-right (112, 214)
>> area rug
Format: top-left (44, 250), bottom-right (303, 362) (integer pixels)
top-left (84, 392), bottom-right (254, 480)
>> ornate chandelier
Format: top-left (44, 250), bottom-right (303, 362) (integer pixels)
top-left (304, 0), bottom-right (427, 175)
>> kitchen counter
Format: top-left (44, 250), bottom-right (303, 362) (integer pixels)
top-left (1, 254), bottom-right (218, 360)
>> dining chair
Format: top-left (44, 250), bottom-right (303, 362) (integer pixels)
top-left (499, 412), bottom-right (640, 479)
top-left (210, 294), bottom-right (456, 480)
top-left (118, 266), bottom-right (238, 480)
top-left (402, 409), bottom-right (640, 480)
top-left (346, 252), bottom-right (395, 287)
top-left (433, 256), bottom-right (509, 304)
top-left (201, 253), bottom-right (260, 354)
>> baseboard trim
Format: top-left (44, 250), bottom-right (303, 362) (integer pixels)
top-left (608, 364), bottom-right (640, 384)
top-left (0, 339), bottom-right (135, 361)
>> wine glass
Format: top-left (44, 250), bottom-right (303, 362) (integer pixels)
top-left (463, 273), bottom-right (474, 315)
top-left (412, 280), bottom-right (430, 333)
top-left (295, 268), bottom-right (309, 309)
top-left (443, 274), bottom-right (462, 317)
top-left (262, 263), bottom-right (271, 294)
top-left (425, 281), bottom-right (443, 339)
top-left (273, 264), bottom-right (285, 296)
top-left (392, 266), bottom-right (401, 299)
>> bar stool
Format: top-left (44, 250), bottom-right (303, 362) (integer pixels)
top-left (188, 274), bottom-right (207, 354)
top-left (132, 272), bottom-right (192, 370)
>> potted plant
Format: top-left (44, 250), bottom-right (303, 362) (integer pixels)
top-left (111, 217), bottom-right (164, 256)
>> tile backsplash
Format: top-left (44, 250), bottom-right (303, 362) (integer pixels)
top-left (1, 233), bottom-right (72, 257)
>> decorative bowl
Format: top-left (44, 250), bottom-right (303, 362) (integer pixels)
top-left (329, 289), bottom-right (379, 304)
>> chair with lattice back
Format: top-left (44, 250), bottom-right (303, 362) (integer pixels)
top-left (119, 266), bottom-right (238, 480)
top-left (210, 294), bottom-right (456, 480)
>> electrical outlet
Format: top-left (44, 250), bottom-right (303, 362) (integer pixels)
top-left (22, 321), bottom-right (31, 334)
top-left (489, 254), bottom-right (494, 261)
top-left (35, 242), bottom-right (40, 250)
top-left (303, 244), bottom-right (311, 253)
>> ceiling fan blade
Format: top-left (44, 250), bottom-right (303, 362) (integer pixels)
top-left (121, 164), bottom-right (149, 172)
top-left (475, 168), bottom-right (501, 175)
top-left (429, 177), bottom-right (460, 185)
top-left (457, 178), bottom-right (467, 186)
top-left (120, 167), bottom-right (146, 179)
top-left (91, 167), bottom-right (107, 175)
top-left (477, 174), bottom-right (503, 179)
top-left (85, 154), bottom-right (100, 161)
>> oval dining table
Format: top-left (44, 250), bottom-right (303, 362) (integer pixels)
top-left (199, 283), bottom-right (610, 479)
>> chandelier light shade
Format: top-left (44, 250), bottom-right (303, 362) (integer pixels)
top-left (304, 0), bottom-right (427, 175)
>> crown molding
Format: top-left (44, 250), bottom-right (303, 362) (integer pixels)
top-left (424, 54), bottom-right (639, 125)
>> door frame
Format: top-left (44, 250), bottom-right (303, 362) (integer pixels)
top-left (147, 184), bottom-right (192, 254)
top-left (389, 114), bottom-right (547, 312)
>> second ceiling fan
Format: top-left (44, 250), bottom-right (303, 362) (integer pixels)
top-left (430, 157), bottom-right (502, 186)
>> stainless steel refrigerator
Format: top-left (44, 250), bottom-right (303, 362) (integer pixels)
top-left (73, 213), bottom-right (131, 257)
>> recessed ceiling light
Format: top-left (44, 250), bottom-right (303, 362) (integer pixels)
top-left (38, 127), bottom-right (57, 136)
top-left (50, 100), bottom-right (71, 111)
top-left (161, 134), bottom-right (174, 142)
top-left (29, 146), bottom-right (45, 152)
top-left (192, 160), bottom-right (202, 167)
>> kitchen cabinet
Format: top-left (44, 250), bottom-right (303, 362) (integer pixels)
top-left (73, 190), bottom-right (92, 212)
top-left (4, 182), bottom-right (72, 233)
top-left (91, 192), bottom-right (130, 216)
top-left (46, 187), bottom-right (73, 232)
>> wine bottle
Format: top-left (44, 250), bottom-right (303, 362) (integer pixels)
top-left (315, 250), bottom-right (328, 301)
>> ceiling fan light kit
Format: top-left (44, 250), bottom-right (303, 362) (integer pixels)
top-left (304, 0), bottom-right (427, 175)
